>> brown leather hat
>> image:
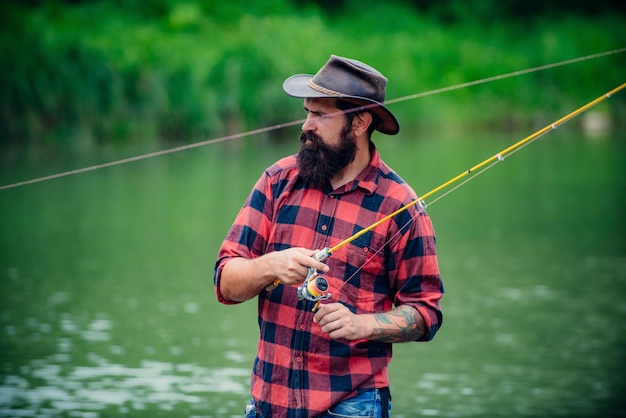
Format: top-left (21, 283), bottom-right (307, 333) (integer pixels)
top-left (283, 55), bottom-right (400, 135)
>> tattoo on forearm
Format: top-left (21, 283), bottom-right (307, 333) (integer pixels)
top-left (370, 305), bottom-right (425, 342)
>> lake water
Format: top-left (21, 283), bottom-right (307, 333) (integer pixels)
top-left (1, 119), bottom-right (624, 417)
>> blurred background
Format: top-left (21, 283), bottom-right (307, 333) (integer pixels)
top-left (1, 1), bottom-right (625, 417)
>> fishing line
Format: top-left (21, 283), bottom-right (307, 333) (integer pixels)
top-left (334, 137), bottom-right (539, 294)
top-left (328, 81), bottom-right (626, 255)
top-left (0, 47), bottom-right (624, 192)
top-left (0, 120), bottom-right (304, 191)
top-left (385, 47), bottom-right (626, 105)
top-left (425, 131), bottom-right (540, 207)
top-left (328, 82), bottom-right (626, 295)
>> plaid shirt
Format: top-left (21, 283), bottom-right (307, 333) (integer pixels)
top-left (214, 147), bottom-right (443, 417)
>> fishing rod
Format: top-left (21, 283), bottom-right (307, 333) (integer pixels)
top-left (289, 81), bottom-right (626, 311)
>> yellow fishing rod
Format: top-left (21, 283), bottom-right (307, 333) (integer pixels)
top-left (286, 81), bottom-right (626, 311)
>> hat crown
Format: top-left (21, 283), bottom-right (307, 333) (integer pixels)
top-left (310, 55), bottom-right (387, 103)
top-left (282, 54), bottom-right (399, 135)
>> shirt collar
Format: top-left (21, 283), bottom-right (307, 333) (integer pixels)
top-left (330, 145), bottom-right (381, 196)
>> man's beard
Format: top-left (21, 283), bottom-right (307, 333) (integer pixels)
top-left (297, 125), bottom-right (357, 187)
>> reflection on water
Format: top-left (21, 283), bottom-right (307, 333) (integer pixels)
top-left (1, 307), bottom-right (250, 417)
top-left (1, 357), bottom-right (248, 416)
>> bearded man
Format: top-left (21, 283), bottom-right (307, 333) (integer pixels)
top-left (214, 55), bottom-right (444, 417)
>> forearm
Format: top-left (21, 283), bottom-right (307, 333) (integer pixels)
top-left (366, 305), bottom-right (426, 343)
top-left (218, 247), bottom-right (329, 303)
top-left (219, 256), bottom-right (277, 303)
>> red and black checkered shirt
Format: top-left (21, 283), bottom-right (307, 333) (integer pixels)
top-left (214, 147), bottom-right (443, 417)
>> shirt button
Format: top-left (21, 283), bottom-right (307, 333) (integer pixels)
top-left (299, 324), bottom-right (306, 330)
top-left (321, 225), bottom-right (327, 231)
top-left (296, 356), bottom-right (303, 363)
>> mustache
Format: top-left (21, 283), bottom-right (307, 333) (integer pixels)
top-left (300, 131), bottom-right (322, 146)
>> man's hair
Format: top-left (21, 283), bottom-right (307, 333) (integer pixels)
top-left (336, 99), bottom-right (381, 138)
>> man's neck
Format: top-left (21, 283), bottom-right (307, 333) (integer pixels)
top-left (330, 140), bottom-right (371, 190)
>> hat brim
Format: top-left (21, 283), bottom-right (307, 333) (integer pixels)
top-left (283, 74), bottom-right (400, 135)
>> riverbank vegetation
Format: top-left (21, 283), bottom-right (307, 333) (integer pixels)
top-left (1, 0), bottom-right (624, 147)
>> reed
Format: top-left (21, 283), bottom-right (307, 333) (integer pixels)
top-left (0, 1), bottom-right (624, 147)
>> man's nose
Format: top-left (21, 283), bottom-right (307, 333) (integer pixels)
top-left (302, 113), bottom-right (316, 132)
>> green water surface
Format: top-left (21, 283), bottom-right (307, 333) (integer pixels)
top-left (1, 122), bottom-right (624, 417)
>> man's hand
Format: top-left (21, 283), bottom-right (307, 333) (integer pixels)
top-left (314, 303), bottom-right (425, 342)
top-left (313, 303), bottom-right (369, 340)
top-left (220, 247), bottom-right (329, 302)
top-left (269, 247), bottom-right (329, 286)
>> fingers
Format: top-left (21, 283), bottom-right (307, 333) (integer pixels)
top-left (280, 254), bottom-right (310, 284)
top-left (271, 248), bottom-right (329, 285)
top-left (313, 303), bottom-right (342, 324)
top-left (313, 303), bottom-right (363, 340)
top-left (294, 248), bottom-right (329, 273)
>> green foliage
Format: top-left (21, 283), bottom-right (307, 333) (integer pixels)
top-left (0, 0), bottom-right (624, 146)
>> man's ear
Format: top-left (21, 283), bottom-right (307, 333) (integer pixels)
top-left (353, 112), bottom-right (373, 136)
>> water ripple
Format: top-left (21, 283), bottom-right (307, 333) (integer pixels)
top-left (0, 356), bottom-right (249, 416)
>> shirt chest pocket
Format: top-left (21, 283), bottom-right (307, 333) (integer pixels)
top-left (333, 235), bottom-right (388, 313)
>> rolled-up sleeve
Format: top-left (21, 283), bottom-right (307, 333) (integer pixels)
top-left (391, 208), bottom-right (444, 341)
top-left (213, 172), bottom-right (274, 305)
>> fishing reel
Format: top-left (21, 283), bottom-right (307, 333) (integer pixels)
top-left (296, 247), bottom-right (332, 311)
top-left (297, 275), bottom-right (331, 302)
